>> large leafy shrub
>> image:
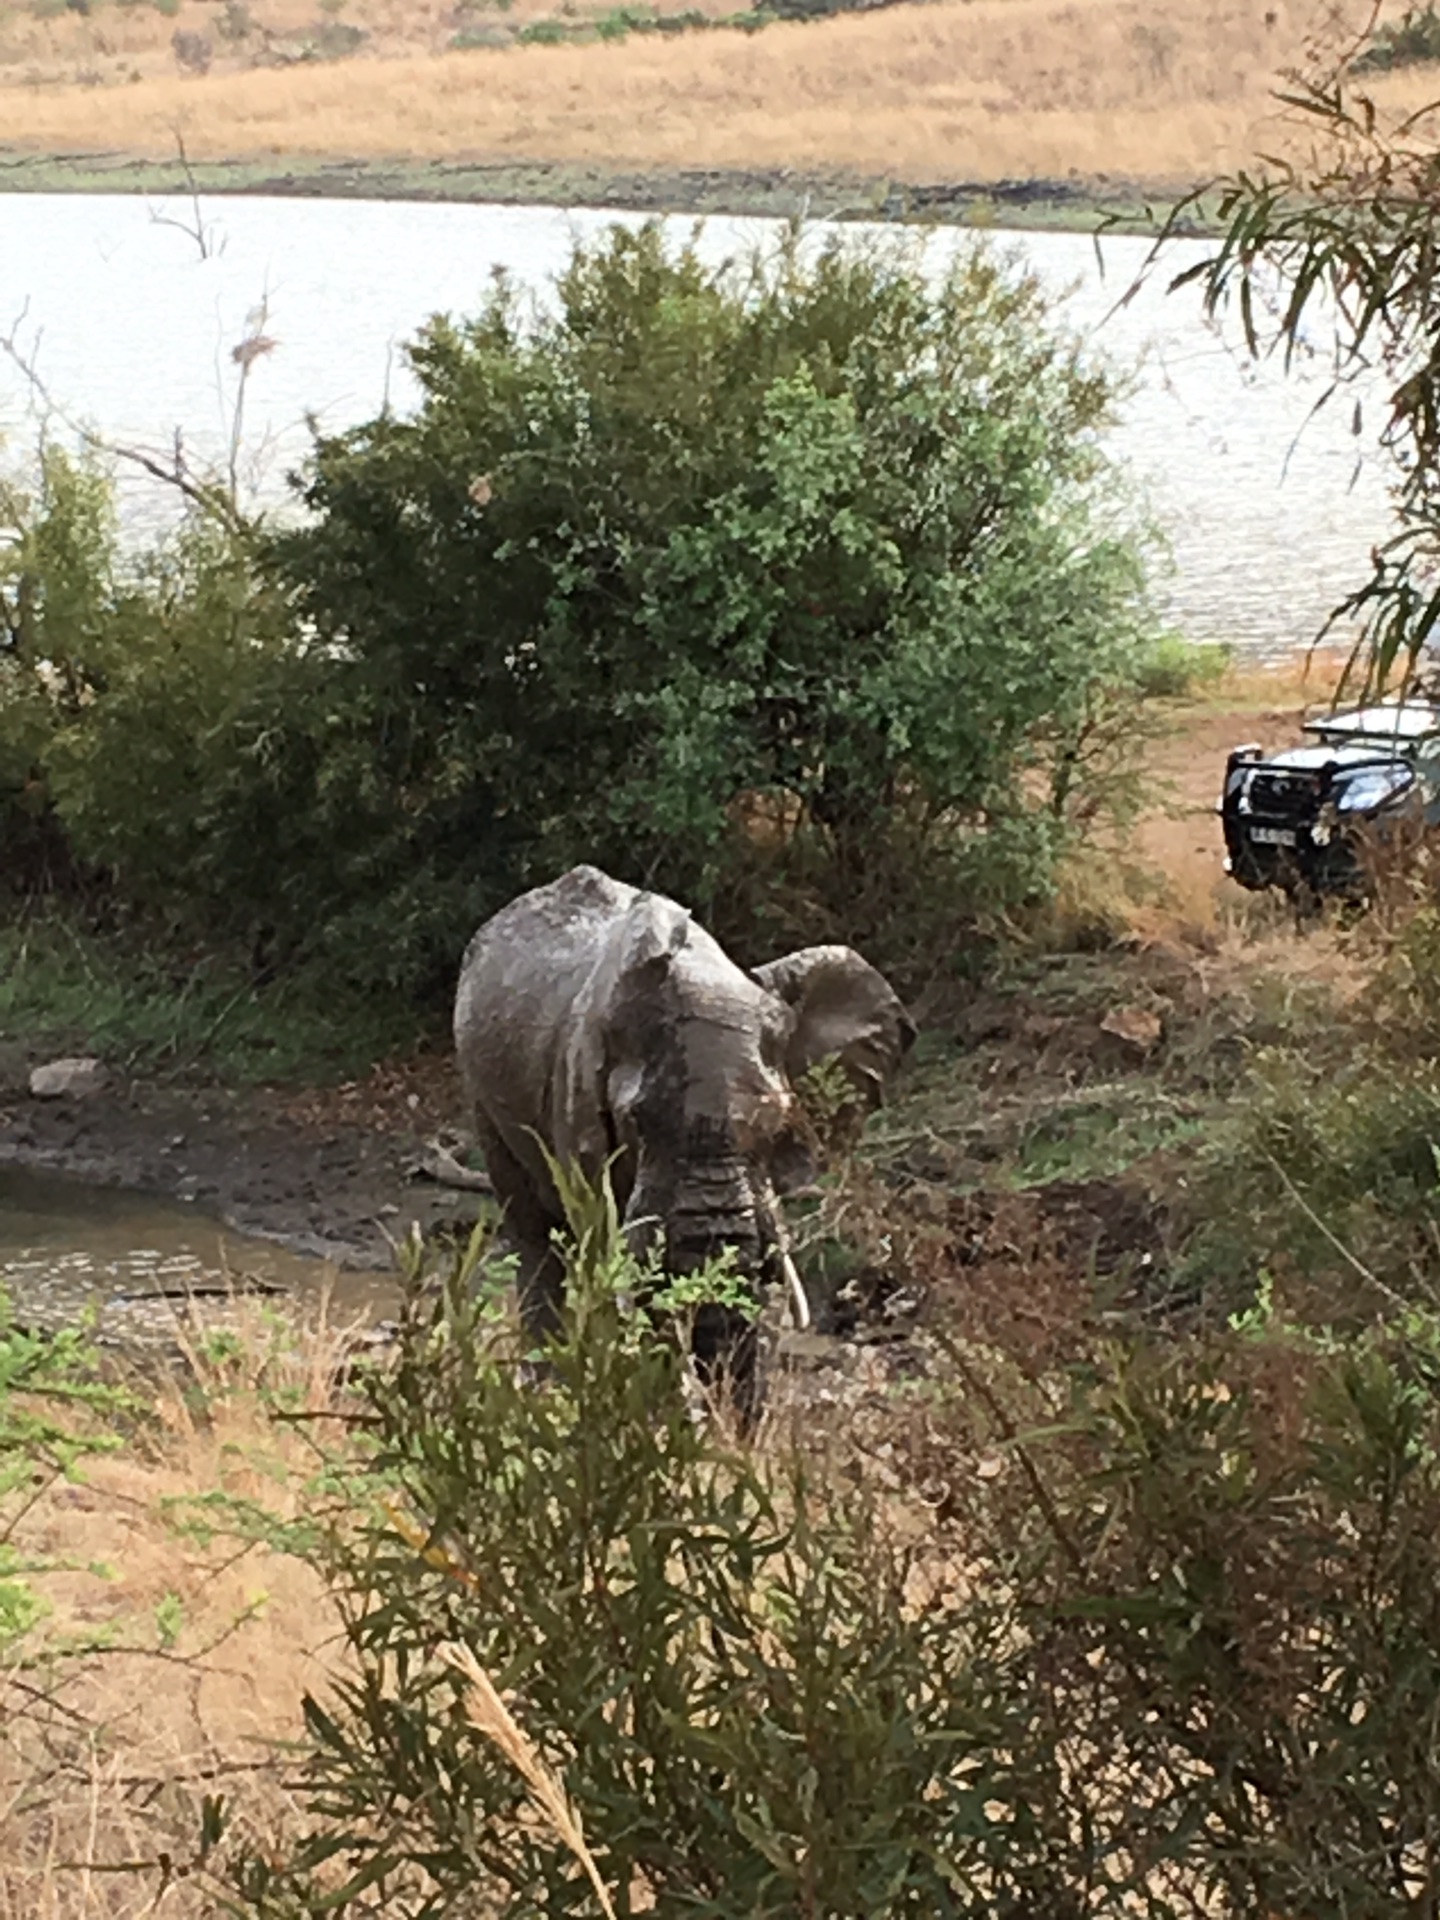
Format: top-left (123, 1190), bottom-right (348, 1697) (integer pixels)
top-left (0, 447), bottom-right (117, 893)
top-left (1353, 2), bottom-right (1440, 73)
top-left (0, 445), bottom-right (303, 935)
top-left (223, 1199), bottom-right (1150, 1916)
top-left (3, 226), bottom-right (1161, 1006)
top-left (270, 222), bottom-right (1161, 991)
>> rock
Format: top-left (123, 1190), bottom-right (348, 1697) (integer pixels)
top-left (28, 1057), bottom-right (108, 1100)
top-left (1098, 1006), bottom-right (1164, 1056)
top-left (409, 1140), bottom-right (493, 1192)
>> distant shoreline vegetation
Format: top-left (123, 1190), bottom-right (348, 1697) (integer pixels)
top-left (1353, 2), bottom-right (1440, 75)
top-left (0, 0), bottom-right (1331, 209)
top-left (0, 150), bottom-right (1210, 238)
top-left (459, 0), bottom-right (903, 51)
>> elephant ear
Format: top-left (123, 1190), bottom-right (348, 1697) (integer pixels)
top-left (752, 946), bottom-right (916, 1106)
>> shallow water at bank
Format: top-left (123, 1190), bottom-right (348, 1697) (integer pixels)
top-left (0, 1165), bottom-right (397, 1351)
top-left (0, 191), bottom-right (1397, 649)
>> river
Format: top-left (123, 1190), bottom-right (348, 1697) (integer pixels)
top-left (1, 191), bottom-right (1398, 651)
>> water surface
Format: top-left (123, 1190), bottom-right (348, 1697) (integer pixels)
top-left (0, 1165), bottom-right (395, 1353)
top-left (1, 193), bottom-right (1398, 649)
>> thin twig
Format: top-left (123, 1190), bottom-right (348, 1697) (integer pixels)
top-left (148, 126), bottom-right (216, 260)
top-left (1, 301), bottom-right (248, 533)
top-left (1261, 1149), bottom-right (1413, 1314)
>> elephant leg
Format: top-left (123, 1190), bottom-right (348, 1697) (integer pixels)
top-left (474, 1120), bottom-right (566, 1353)
top-left (690, 1302), bottom-right (762, 1435)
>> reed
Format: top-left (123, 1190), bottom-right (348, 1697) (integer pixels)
top-left (436, 1639), bottom-right (619, 1920)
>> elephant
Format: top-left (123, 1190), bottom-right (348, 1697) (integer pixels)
top-left (452, 864), bottom-right (915, 1424)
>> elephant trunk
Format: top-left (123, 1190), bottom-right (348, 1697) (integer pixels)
top-left (624, 1151), bottom-right (769, 1282)
top-left (624, 1148), bottom-right (806, 1432)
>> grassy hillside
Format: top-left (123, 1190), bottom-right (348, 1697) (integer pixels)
top-left (0, 0), bottom-right (1409, 191)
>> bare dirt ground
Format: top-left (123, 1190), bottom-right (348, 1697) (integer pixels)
top-left (0, 1048), bottom-right (468, 1269)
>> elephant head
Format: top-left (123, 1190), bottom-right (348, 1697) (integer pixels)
top-left (598, 899), bottom-right (914, 1413)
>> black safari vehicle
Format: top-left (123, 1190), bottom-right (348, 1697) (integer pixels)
top-left (1220, 694), bottom-right (1440, 902)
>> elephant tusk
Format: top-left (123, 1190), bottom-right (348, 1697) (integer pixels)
top-left (779, 1246), bottom-right (811, 1332)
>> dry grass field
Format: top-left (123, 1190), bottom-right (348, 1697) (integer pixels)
top-left (1, 1309), bottom-right (346, 1919)
top-left (0, 0), bottom-right (1424, 189)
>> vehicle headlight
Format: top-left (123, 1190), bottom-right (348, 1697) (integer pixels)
top-left (1333, 765), bottom-right (1416, 813)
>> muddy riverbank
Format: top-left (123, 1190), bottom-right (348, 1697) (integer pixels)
top-left (0, 1047), bottom-right (474, 1270)
top-left (0, 149), bottom-right (1197, 236)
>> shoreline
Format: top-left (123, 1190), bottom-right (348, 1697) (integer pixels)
top-left (0, 149), bottom-right (1214, 236)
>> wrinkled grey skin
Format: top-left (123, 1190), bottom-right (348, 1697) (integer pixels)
top-left (454, 864), bottom-right (915, 1423)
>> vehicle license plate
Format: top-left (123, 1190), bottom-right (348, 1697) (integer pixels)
top-left (1250, 825), bottom-right (1297, 847)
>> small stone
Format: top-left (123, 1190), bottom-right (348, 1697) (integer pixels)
top-left (1099, 1005), bottom-right (1163, 1055)
top-left (882, 1286), bottom-right (922, 1321)
top-left (28, 1057), bottom-right (108, 1100)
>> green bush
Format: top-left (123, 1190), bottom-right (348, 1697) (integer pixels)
top-left (0, 454), bottom-right (331, 965)
top-left (203, 1183), bottom-right (1440, 1917)
top-left (756, 0), bottom-right (902, 21)
top-left (271, 222), bottom-right (1161, 993)
top-left (39, 521), bottom-right (302, 918)
top-left (0, 447), bottom-right (129, 894)
top-left (0, 446), bottom-right (357, 989)
top-left (1354, 3), bottom-right (1440, 72)
top-left (1038, 1314), bottom-right (1440, 1917)
top-left (1132, 632), bottom-right (1230, 700)
top-left (1178, 1040), bottom-right (1440, 1319)
top-left (513, 14), bottom-right (572, 39)
top-left (309, 16), bottom-right (365, 54)
top-left (223, 1196), bottom-right (1129, 1916)
top-left (2, 226), bottom-right (1163, 1011)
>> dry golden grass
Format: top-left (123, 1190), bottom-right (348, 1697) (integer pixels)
top-left (0, 0), bottom-right (1415, 188)
top-left (1, 1305), bottom-right (353, 1919)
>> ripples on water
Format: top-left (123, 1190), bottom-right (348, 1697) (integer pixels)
top-left (0, 1166), bottom-right (391, 1354)
top-left (0, 193), bottom-right (1398, 650)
